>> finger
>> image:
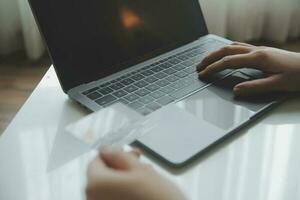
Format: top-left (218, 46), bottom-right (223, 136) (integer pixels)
top-left (100, 148), bottom-right (139, 170)
top-left (87, 155), bottom-right (108, 179)
top-left (86, 154), bottom-right (128, 200)
top-left (233, 75), bottom-right (282, 96)
top-left (197, 45), bottom-right (252, 71)
top-left (198, 52), bottom-right (268, 77)
top-left (130, 148), bottom-right (142, 158)
top-left (231, 41), bottom-right (254, 47)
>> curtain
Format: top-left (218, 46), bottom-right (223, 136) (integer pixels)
top-left (0, 0), bottom-right (299, 61)
top-left (0, 0), bottom-right (44, 60)
top-left (200, 0), bottom-right (300, 42)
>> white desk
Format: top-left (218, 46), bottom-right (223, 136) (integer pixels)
top-left (1, 66), bottom-right (300, 200)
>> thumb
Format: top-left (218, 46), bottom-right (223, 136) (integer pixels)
top-left (233, 75), bottom-right (281, 96)
top-left (100, 148), bottom-right (139, 170)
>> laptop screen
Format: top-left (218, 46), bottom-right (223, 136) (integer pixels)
top-left (30, 0), bottom-right (208, 92)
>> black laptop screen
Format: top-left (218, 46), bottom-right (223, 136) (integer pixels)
top-left (29, 0), bottom-right (208, 92)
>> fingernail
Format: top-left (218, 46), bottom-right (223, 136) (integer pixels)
top-left (198, 71), bottom-right (205, 77)
top-left (196, 64), bottom-right (202, 71)
top-left (233, 86), bottom-right (241, 95)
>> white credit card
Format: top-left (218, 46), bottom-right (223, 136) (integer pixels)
top-left (66, 103), bottom-right (145, 149)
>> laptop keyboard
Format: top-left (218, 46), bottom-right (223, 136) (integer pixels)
top-left (82, 39), bottom-right (231, 115)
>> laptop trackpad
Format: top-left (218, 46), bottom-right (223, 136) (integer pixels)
top-left (138, 72), bottom-right (276, 165)
top-left (138, 104), bottom-right (224, 165)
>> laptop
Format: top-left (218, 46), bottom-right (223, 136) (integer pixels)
top-left (29, 0), bottom-right (281, 166)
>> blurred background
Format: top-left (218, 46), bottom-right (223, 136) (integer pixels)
top-left (0, 0), bottom-right (300, 134)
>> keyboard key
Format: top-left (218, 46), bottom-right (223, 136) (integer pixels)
top-left (101, 82), bottom-right (111, 87)
top-left (156, 79), bottom-right (170, 87)
top-left (163, 68), bottom-right (176, 75)
top-left (140, 66), bottom-right (148, 72)
top-left (170, 81), bottom-right (185, 90)
top-left (192, 44), bottom-right (201, 49)
top-left (145, 76), bottom-right (158, 83)
top-left (189, 73), bottom-right (199, 80)
top-left (173, 64), bottom-right (186, 71)
top-left (154, 72), bottom-right (167, 79)
top-left (135, 89), bottom-right (150, 97)
top-left (134, 80), bottom-right (149, 88)
top-left (185, 52), bottom-right (195, 57)
top-left (181, 77), bottom-right (194, 85)
top-left (177, 55), bottom-right (189, 61)
top-left (157, 96), bottom-right (174, 105)
top-left (189, 56), bottom-right (203, 64)
top-left (141, 70), bottom-right (154, 76)
top-left (151, 65), bottom-right (163, 72)
top-left (192, 48), bottom-right (206, 54)
top-left (184, 67), bottom-right (196, 74)
top-left (135, 68), bottom-right (143, 73)
top-left (120, 74), bottom-right (130, 80)
top-left (195, 53), bottom-right (206, 60)
top-left (146, 84), bottom-right (160, 92)
top-left (124, 94), bottom-right (139, 102)
top-left (159, 63), bottom-right (172, 69)
top-left (124, 85), bottom-right (139, 93)
top-left (139, 95), bottom-right (155, 104)
top-left (190, 51), bottom-right (199, 57)
top-left (87, 92), bottom-right (102, 100)
top-left (137, 107), bottom-right (152, 116)
top-left (106, 81), bottom-right (113, 86)
top-left (181, 49), bottom-right (191, 55)
top-left (161, 58), bottom-right (168, 62)
top-left (152, 62), bottom-right (160, 66)
top-left (121, 78), bottom-right (134, 85)
top-left (98, 87), bottom-right (113, 95)
top-left (118, 98), bottom-right (130, 105)
top-left (146, 102), bottom-right (161, 111)
top-left (166, 75), bottom-right (179, 82)
top-left (82, 87), bottom-right (99, 95)
top-left (181, 81), bottom-right (191, 87)
top-left (110, 83), bottom-right (125, 90)
top-left (150, 91), bottom-right (165, 99)
top-left (181, 60), bottom-right (194, 67)
top-left (160, 86), bottom-right (175, 94)
top-left (175, 71), bottom-right (188, 78)
top-left (170, 80), bottom-right (207, 99)
top-left (95, 95), bottom-right (117, 106)
top-left (113, 90), bottom-right (128, 98)
top-left (169, 58), bottom-right (181, 65)
top-left (131, 74), bottom-right (144, 81)
top-left (128, 101), bottom-right (143, 110)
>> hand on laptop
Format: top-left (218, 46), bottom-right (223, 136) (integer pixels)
top-left (197, 42), bottom-right (300, 96)
top-left (86, 148), bottom-right (186, 200)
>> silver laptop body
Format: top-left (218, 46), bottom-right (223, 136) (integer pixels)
top-left (29, 0), bottom-right (281, 166)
